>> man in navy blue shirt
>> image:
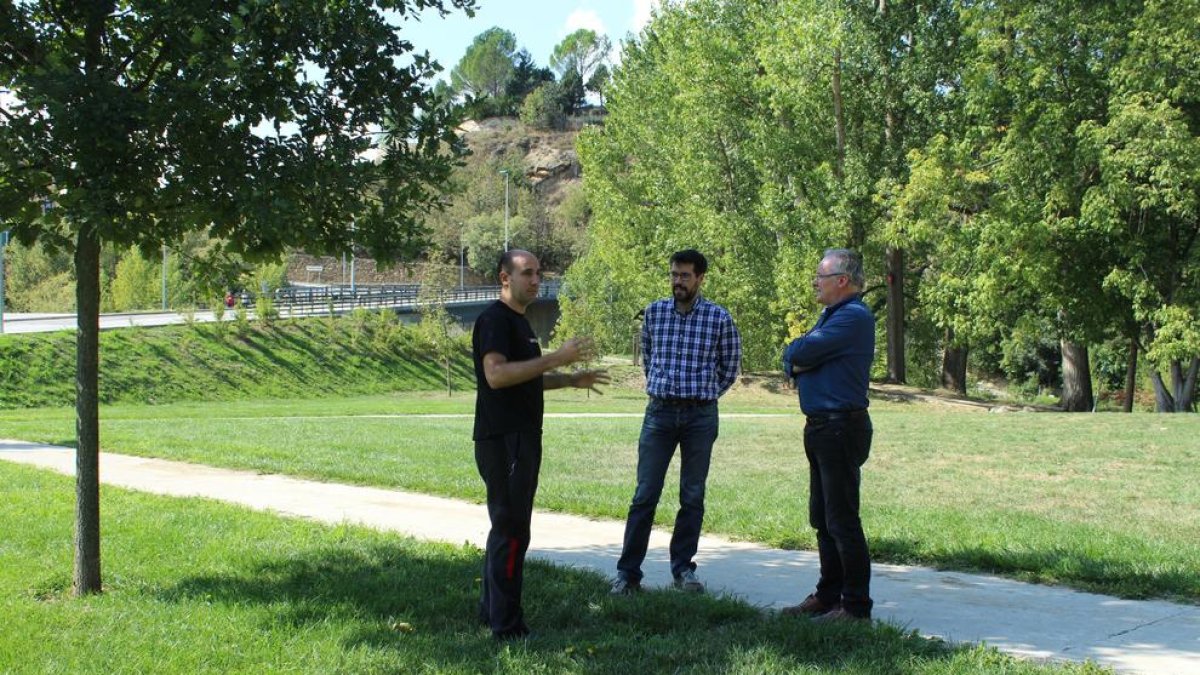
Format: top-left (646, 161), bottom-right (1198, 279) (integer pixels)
top-left (780, 248), bottom-right (876, 622)
top-left (473, 249), bottom-right (609, 640)
top-left (611, 249), bottom-right (742, 595)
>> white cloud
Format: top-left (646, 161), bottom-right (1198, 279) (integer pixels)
top-left (631, 0), bottom-right (656, 33)
top-left (563, 8), bottom-right (606, 36)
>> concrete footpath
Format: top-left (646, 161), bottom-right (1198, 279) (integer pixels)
top-left (2, 439), bottom-right (1197, 674)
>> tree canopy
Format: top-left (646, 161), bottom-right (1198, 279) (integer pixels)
top-left (0, 0), bottom-right (475, 594)
top-left (450, 26), bottom-right (518, 100)
top-left (562, 0), bottom-right (1198, 411)
top-left (549, 28), bottom-right (611, 84)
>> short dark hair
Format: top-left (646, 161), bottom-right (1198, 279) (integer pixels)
top-left (497, 249), bottom-right (538, 278)
top-left (670, 249), bottom-right (708, 276)
top-left (497, 250), bottom-right (516, 277)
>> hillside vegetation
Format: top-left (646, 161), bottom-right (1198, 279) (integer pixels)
top-left (0, 314), bottom-right (472, 410)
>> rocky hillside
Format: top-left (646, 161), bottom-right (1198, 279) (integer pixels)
top-left (458, 116), bottom-right (594, 208)
top-left (287, 115), bottom-right (599, 285)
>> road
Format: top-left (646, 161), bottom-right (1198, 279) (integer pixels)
top-left (1, 311), bottom-right (230, 334)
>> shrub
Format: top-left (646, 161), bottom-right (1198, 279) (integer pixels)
top-left (520, 83), bottom-right (566, 130)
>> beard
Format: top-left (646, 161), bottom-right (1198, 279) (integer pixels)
top-left (673, 284), bottom-right (696, 303)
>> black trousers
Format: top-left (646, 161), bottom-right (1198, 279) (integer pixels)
top-left (474, 430), bottom-right (542, 635)
top-left (804, 412), bottom-right (874, 617)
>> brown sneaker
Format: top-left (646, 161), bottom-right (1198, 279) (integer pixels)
top-left (780, 594), bottom-right (836, 617)
top-left (810, 607), bottom-right (870, 623)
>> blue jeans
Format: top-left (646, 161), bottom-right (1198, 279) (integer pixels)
top-left (805, 413), bottom-right (873, 617)
top-left (617, 399), bottom-right (719, 582)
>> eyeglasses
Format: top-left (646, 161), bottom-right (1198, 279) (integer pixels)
top-left (814, 272), bottom-right (847, 280)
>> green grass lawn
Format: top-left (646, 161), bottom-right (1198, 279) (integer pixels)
top-left (2, 388), bottom-right (1196, 604)
top-left (0, 461), bottom-right (1108, 674)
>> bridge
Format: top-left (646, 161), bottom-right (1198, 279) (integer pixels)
top-left (2, 281), bottom-right (563, 342)
top-left (267, 280), bottom-right (560, 315)
top-left (268, 280), bottom-right (563, 341)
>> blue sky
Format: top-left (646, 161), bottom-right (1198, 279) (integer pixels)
top-left (396, 0), bottom-right (658, 81)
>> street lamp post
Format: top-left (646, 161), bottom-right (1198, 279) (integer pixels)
top-left (459, 227), bottom-right (466, 290)
top-left (499, 169), bottom-right (510, 251)
top-left (349, 220), bottom-right (357, 295)
top-left (161, 243), bottom-right (168, 311)
top-left (0, 229), bottom-right (9, 334)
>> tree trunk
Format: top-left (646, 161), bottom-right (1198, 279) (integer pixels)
top-left (940, 330), bottom-right (968, 395)
top-left (1149, 369), bottom-right (1174, 412)
top-left (886, 247), bottom-right (906, 383)
top-left (1060, 340), bottom-right (1094, 412)
top-left (831, 48), bottom-right (845, 183)
top-left (74, 228), bottom-right (102, 596)
top-left (1172, 357), bottom-right (1198, 412)
top-left (1122, 336), bottom-right (1138, 413)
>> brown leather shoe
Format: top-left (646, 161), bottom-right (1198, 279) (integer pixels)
top-left (810, 607), bottom-right (870, 623)
top-left (780, 594), bottom-right (836, 617)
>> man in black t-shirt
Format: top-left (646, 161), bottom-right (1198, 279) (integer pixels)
top-left (472, 249), bottom-right (608, 640)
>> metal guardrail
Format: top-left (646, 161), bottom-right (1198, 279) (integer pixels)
top-left (251, 279), bottom-right (561, 315)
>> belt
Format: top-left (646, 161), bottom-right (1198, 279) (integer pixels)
top-left (805, 409), bottom-right (868, 423)
top-left (654, 397), bottom-right (714, 408)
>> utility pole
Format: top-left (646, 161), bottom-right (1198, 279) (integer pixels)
top-left (499, 169), bottom-right (510, 251)
top-left (349, 220), bottom-right (357, 295)
top-left (0, 230), bottom-right (8, 334)
top-left (161, 243), bottom-right (168, 311)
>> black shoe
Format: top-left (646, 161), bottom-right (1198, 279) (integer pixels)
top-left (493, 624), bottom-right (532, 641)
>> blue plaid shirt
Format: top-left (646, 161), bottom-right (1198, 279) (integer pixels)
top-left (642, 297), bottom-right (742, 400)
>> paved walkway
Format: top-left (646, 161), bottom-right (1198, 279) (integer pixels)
top-left (2, 439), bottom-right (1197, 674)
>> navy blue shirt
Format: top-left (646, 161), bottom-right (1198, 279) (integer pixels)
top-left (781, 295), bottom-right (875, 415)
top-left (642, 297), bottom-right (741, 401)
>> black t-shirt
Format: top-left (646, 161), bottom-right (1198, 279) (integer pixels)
top-left (472, 300), bottom-right (544, 440)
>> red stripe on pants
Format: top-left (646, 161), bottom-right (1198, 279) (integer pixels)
top-left (505, 537), bottom-right (519, 579)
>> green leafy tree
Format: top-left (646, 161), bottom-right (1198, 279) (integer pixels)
top-left (109, 246), bottom-right (159, 311)
top-left (566, 0), bottom-right (959, 372)
top-left (950, 0), bottom-right (1140, 411)
top-left (504, 48), bottom-right (554, 107)
top-left (557, 68), bottom-right (586, 115)
top-left (549, 29), bottom-right (612, 84)
top-left (0, 0), bottom-right (472, 595)
top-left (415, 261), bottom-right (467, 395)
top-left (586, 63), bottom-right (611, 107)
top-left (450, 27), bottom-right (517, 101)
top-left (4, 240), bottom-right (75, 311)
top-left (1078, 0), bottom-right (1200, 412)
top-left (757, 0), bottom-right (963, 383)
top-left (567, 0), bottom-right (783, 367)
top-left (520, 82), bottom-right (567, 130)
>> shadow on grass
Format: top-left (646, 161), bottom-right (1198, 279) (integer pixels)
top-left (872, 537), bottom-right (1200, 602)
top-left (156, 541), bottom-right (1008, 673)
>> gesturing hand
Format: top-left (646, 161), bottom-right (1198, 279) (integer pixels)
top-left (570, 369), bottom-right (611, 395)
top-left (558, 336), bottom-right (597, 365)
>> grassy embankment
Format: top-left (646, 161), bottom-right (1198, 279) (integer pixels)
top-left (0, 311), bottom-right (474, 409)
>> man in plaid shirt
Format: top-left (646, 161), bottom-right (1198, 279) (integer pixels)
top-left (611, 249), bottom-right (742, 595)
